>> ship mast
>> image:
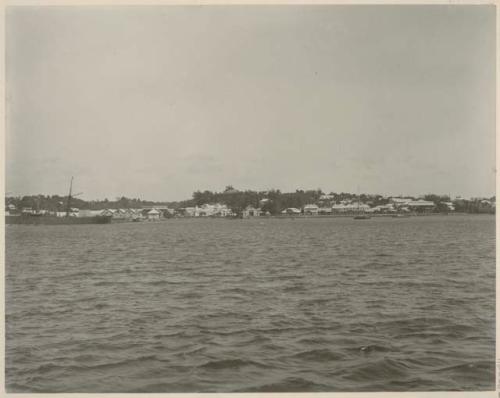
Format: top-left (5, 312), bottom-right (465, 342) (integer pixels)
top-left (65, 177), bottom-right (73, 217)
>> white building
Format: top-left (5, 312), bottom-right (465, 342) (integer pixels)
top-left (331, 203), bottom-right (371, 213)
top-left (188, 203), bottom-right (234, 217)
top-left (111, 209), bottom-right (127, 219)
top-left (303, 204), bottom-right (319, 215)
top-left (407, 200), bottom-right (435, 211)
top-left (319, 194), bottom-right (334, 201)
top-left (390, 197), bottom-right (413, 205)
top-left (243, 206), bottom-right (262, 218)
top-left (443, 202), bottom-right (455, 211)
top-left (147, 208), bottom-right (161, 220)
top-left (281, 208), bottom-right (301, 215)
top-left (368, 204), bottom-right (395, 213)
top-left (100, 209), bottom-right (115, 217)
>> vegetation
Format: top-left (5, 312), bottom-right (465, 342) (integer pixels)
top-left (5, 188), bottom-right (495, 216)
top-left (5, 195), bottom-right (165, 212)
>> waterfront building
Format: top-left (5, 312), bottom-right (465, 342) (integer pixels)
top-left (407, 200), bottom-right (435, 212)
top-left (183, 207), bottom-right (196, 217)
top-left (390, 197), bottom-right (413, 205)
top-left (303, 204), bottom-right (319, 215)
top-left (332, 204), bottom-right (347, 213)
top-left (331, 203), bottom-right (371, 213)
top-left (5, 204), bottom-right (16, 216)
top-left (332, 203), bottom-right (356, 213)
top-left (443, 202), bottom-right (455, 211)
top-left (189, 203), bottom-right (234, 217)
top-left (100, 209), bottom-right (115, 217)
top-left (195, 204), bottom-right (212, 217)
top-left (147, 209), bottom-right (161, 220)
top-left (243, 206), bottom-right (262, 218)
top-left (214, 204), bottom-right (233, 217)
top-left (112, 209), bottom-right (127, 219)
top-left (369, 203), bottom-right (395, 213)
top-left (281, 208), bottom-right (301, 215)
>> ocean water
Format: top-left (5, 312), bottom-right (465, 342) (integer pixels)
top-left (5, 215), bottom-right (496, 392)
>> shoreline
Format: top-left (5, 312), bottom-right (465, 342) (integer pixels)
top-left (120, 212), bottom-right (494, 223)
top-left (5, 212), bottom-right (494, 226)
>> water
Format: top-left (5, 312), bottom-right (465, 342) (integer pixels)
top-left (5, 215), bottom-right (495, 392)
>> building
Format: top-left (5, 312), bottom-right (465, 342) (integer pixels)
top-left (242, 206), bottom-right (262, 218)
top-left (100, 209), bottom-right (115, 217)
top-left (331, 202), bottom-right (371, 213)
top-left (281, 208), bottom-right (301, 215)
top-left (215, 204), bottom-right (233, 217)
top-left (130, 209), bottom-right (145, 220)
top-left (185, 203), bottom-right (234, 217)
top-left (183, 207), bottom-right (196, 217)
top-left (111, 209), bottom-right (127, 219)
top-left (390, 197), bottom-right (413, 206)
top-left (368, 204), bottom-right (395, 213)
top-left (443, 202), bottom-right (455, 211)
top-left (209, 203), bottom-right (233, 217)
top-left (407, 200), bottom-right (435, 212)
top-left (319, 194), bottom-right (334, 201)
top-left (5, 204), bottom-right (16, 216)
top-left (303, 204), bottom-right (319, 215)
top-left (147, 208), bottom-right (161, 220)
top-left (331, 203), bottom-right (356, 213)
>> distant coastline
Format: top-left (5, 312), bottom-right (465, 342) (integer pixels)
top-left (5, 187), bottom-right (495, 222)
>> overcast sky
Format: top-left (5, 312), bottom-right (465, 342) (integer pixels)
top-left (6, 5), bottom-right (496, 201)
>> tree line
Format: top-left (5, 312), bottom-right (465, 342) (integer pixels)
top-left (5, 195), bottom-right (166, 212)
top-left (5, 187), bottom-right (495, 215)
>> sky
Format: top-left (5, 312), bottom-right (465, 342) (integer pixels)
top-left (6, 5), bottom-right (496, 201)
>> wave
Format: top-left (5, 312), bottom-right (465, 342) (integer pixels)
top-left (199, 358), bottom-right (269, 370)
top-left (6, 382), bottom-right (48, 393)
top-left (343, 358), bottom-right (411, 382)
top-left (289, 348), bottom-right (345, 361)
top-left (33, 354), bottom-right (165, 375)
top-left (357, 344), bottom-right (392, 354)
top-left (296, 336), bottom-right (332, 345)
top-left (152, 331), bottom-right (186, 339)
top-left (436, 361), bottom-right (494, 374)
top-left (374, 316), bottom-right (455, 330)
top-left (241, 377), bottom-right (331, 392)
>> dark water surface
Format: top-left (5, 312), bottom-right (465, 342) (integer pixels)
top-left (6, 215), bottom-right (495, 392)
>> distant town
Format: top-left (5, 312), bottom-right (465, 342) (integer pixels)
top-left (5, 186), bottom-right (496, 221)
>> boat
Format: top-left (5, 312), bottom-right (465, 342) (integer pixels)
top-left (391, 214), bottom-right (411, 218)
top-left (6, 214), bottom-right (112, 225)
top-left (5, 177), bottom-right (112, 225)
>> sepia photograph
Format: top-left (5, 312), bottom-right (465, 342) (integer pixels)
top-left (4, 2), bottom-right (497, 394)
